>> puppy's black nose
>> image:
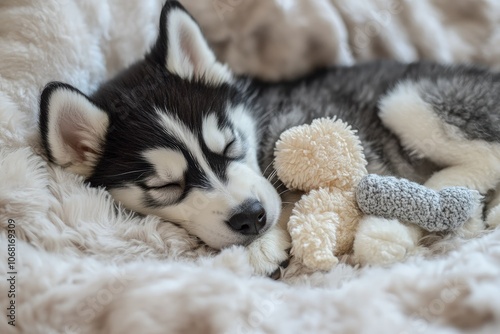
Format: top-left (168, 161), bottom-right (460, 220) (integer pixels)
top-left (227, 200), bottom-right (267, 235)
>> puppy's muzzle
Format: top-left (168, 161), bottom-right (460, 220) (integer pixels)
top-left (227, 200), bottom-right (267, 235)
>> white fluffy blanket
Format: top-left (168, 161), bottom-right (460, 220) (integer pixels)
top-left (1, 0), bottom-right (500, 333)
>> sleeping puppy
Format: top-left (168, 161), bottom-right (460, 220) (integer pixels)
top-left (39, 1), bottom-right (500, 275)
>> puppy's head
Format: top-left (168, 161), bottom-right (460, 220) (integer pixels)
top-left (39, 1), bottom-right (281, 249)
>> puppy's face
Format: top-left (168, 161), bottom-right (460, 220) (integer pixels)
top-left (39, 1), bottom-right (281, 249)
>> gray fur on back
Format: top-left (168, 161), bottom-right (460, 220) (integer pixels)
top-left (247, 61), bottom-right (500, 184)
top-left (416, 73), bottom-right (500, 142)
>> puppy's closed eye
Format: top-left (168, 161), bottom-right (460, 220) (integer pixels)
top-left (143, 182), bottom-right (183, 190)
top-left (223, 139), bottom-right (236, 157)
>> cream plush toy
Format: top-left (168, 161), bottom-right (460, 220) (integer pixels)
top-left (274, 118), bottom-right (478, 271)
top-left (274, 118), bottom-right (367, 271)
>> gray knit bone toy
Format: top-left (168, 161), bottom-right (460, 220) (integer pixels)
top-left (356, 174), bottom-right (480, 232)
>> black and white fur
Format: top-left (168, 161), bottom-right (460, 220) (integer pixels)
top-left (39, 1), bottom-right (500, 274)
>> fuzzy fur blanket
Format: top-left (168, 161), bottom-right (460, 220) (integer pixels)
top-left (1, 0), bottom-right (500, 333)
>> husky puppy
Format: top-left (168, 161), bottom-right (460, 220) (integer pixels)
top-left (39, 1), bottom-right (500, 274)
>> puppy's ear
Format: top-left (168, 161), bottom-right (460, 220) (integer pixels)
top-left (152, 1), bottom-right (232, 84)
top-left (39, 82), bottom-right (108, 177)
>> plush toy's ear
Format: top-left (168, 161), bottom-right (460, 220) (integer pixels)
top-left (152, 1), bottom-right (232, 84)
top-left (39, 82), bottom-right (109, 177)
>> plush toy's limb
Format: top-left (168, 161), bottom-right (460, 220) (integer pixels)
top-left (289, 212), bottom-right (339, 271)
top-left (357, 174), bottom-right (480, 232)
top-left (353, 216), bottom-right (422, 265)
top-left (288, 189), bottom-right (361, 271)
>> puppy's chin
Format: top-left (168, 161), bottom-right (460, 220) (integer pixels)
top-left (191, 227), bottom-right (248, 249)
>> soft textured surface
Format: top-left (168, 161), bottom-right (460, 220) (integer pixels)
top-left (357, 174), bottom-right (480, 232)
top-left (2, 0), bottom-right (500, 333)
top-left (181, 0), bottom-right (500, 80)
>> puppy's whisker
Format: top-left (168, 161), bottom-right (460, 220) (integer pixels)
top-left (106, 170), bottom-right (148, 178)
top-left (163, 218), bottom-right (192, 225)
top-left (272, 177), bottom-right (283, 187)
top-left (278, 189), bottom-right (291, 197)
top-left (276, 187), bottom-right (290, 195)
top-left (273, 180), bottom-right (283, 190)
top-left (262, 161), bottom-right (274, 176)
top-left (267, 170), bottom-right (277, 182)
top-left (273, 178), bottom-right (285, 190)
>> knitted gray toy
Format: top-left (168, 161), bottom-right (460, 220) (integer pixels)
top-left (356, 174), bottom-right (479, 232)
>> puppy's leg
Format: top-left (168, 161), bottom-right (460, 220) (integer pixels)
top-left (356, 78), bottom-right (500, 265)
top-left (246, 223), bottom-right (291, 276)
top-left (423, 168), bottom-right (485, 237)
top-left (380, 80), bottom-right (500, 237)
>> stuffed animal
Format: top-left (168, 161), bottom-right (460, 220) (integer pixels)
top-left (274, 118), bottom-right (478, 271)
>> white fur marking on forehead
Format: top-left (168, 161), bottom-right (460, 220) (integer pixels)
top-left (227, 105), bottom-right (260, 170)
top-left (227, 105), bottom-right (256, 144)
top-left (155, 109), bottom-right (224, 188)
top-left (166, 9), bottom-right (233, 85)
top-left (143, 149), bottom-right (187, 181)
top-left (202, 114), bottom-right (233, 154)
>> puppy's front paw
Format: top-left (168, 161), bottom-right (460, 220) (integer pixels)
top-left (353, 216), bottom-right (422, 266)
top-left (246, 226), bottom-right (291, 277)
